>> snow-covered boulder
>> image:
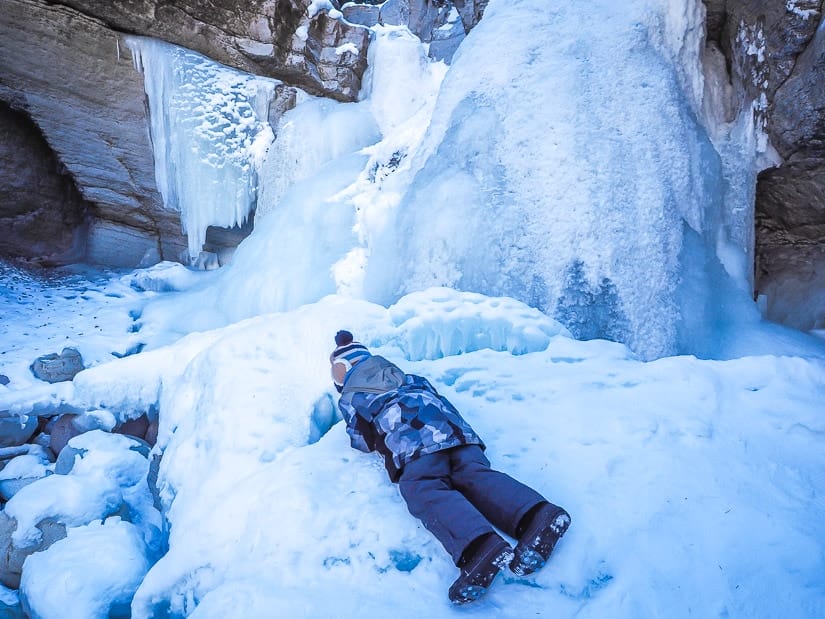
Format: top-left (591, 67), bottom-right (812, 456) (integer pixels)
top-left (47, 414), bottom-right (83, 457)
top-left (55, 435), bottom-right (151, 476)
top-left (0, 431), bottom-right (161, 589)
top-left (46, 409), bottom-right (123, 459)
top-left (113, 414), bottom-right (150, 442)
top-left (0, 513), bottom-right (66, 590)
top-left (0, 449), bottom-right (53, 502)
top-left (20, 518), bottom-right (151, 619)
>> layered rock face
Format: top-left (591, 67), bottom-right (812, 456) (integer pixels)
top-left (0, 103), bottom-right (88, 265)
top-left (0, 0), bottom-right (190, 267)
top-left (707, 0), bottom-right (825, 330)
top-left (0, 0), bottom-right (371, 267)
top-left (57, 0), bottom-right (370, 102)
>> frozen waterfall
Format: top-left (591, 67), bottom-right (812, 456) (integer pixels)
top-left (135, 0), bottom-right (782, 361)
top-left (363, 0), bottom-right (772, 359)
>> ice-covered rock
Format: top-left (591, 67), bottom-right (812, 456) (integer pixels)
top-left (126, 37), bottom-right (278, 261)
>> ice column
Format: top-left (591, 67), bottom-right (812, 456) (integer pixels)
top-left (126, 37), bottom-right (276, 260)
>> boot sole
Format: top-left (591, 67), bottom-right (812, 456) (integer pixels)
top-left (449, 547), bottom-right (514, 604)
top-left (510, 511), bottom-right (571, 577)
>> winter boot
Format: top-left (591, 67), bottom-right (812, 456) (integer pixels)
top-left (510, 503), bottom-right (571, 577)
top-left (448, 533), bottom-right (514, 604)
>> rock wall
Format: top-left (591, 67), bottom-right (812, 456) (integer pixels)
top-left (707, 0), bottom-right (825, 330)
top-left (0, 103), bottom-right (88, 265)
top-left (0, 0), bottom-right (186, 267)
top-left (756, 7), bottom-right (825, 330)
top-left (56, 0), bottom-right (370, 102)
top-left (0, 1), bottom-right (491, 269)
top-left (0, 0), bottom-right (371, 267)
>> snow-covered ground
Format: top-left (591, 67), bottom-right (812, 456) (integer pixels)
top-left (2, 0), bottom-right (825, 617)
top-left (1, 262), bottom-right (824, 618)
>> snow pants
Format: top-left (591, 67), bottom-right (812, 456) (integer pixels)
top-left (397, 445), bottom-right (548, 565)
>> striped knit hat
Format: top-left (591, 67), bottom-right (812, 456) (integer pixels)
top-left (330, 330), bottom-right (371, 374)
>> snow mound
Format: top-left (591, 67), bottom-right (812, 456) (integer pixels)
top-left (127, 262), bottom-right (210, 293)
top-left (388, 287), bottom-right (570, 360)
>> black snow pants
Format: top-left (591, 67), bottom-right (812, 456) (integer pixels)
top-left (397, 445), bottom-right (549, 564)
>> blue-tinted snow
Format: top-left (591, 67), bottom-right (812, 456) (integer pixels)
top-left (2, 0), bottom-right (825, 617)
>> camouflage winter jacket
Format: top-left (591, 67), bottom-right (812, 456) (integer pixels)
top-left (338, 355), bottom-right (484, 481)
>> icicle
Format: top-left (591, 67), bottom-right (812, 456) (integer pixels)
top-left (124, 36), bottom-right (277, 260)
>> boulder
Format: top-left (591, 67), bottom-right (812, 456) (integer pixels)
top-left (30, 348), bottom-right (84, 384)
top-left (0, 415), bottom-right (38, 448)
top-left (113, 414), bottom-right (151, 442)
top-left (342, 3), bottom-right (380, 27)
top-left (0, 512), bottom-right (67, 590)
top-left (55, 436), bottom-right (150, 476)
top-left (0, 375), bottom-right (9, 386)
top-left (48, 414), bottom-right (84, 457)
top-left (0, 451), bottom-right (53, 502)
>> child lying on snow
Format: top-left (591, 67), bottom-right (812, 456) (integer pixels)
top-left (330, 330), bottom-right (571, 604)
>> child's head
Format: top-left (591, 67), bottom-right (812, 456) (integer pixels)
top-left (330, 330), bottom-right (370, 389)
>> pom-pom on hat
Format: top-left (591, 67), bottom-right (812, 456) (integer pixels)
top-left (330, 330), bottom-right (371, 376)
top-left (335, 330), bottom-right (354, 347)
